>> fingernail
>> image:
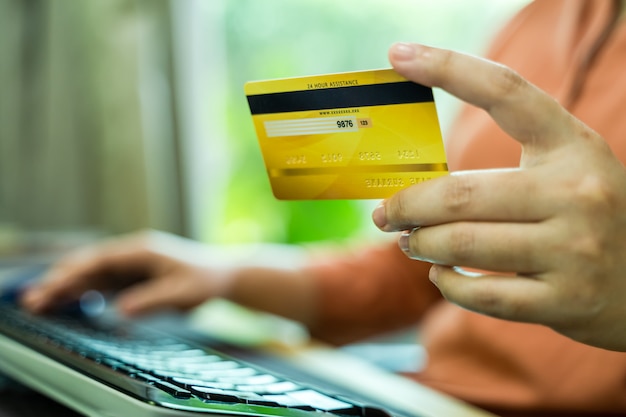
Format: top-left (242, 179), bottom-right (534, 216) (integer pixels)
top-left (399, 230), bottom-right (411, 254)
top-left (429, 265), bottom-right (439, 285)
top-left (372, 203), bottom-right (387, 229)
top-left (390, 42), bottom-right (417, 61)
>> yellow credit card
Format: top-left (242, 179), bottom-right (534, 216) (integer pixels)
top-left (244, 68), bottom-right (447, 200)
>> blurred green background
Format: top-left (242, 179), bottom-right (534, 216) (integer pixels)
top-left (0, 0), bottom-right (529, 255)
top-left (217, 0), bottom-right (529, 245)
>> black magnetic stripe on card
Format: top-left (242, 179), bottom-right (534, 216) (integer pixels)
top-left (246, 81), bottom-right (434, 115)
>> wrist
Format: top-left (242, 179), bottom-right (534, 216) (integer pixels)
top-left (227, 266), bottom-right (317, 328)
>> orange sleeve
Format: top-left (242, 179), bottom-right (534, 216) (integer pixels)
top-left (417, 306), bottom-right (626, 414)
top-left (417, 1), bottom-right (626, 414)
top-left (304, 1), bottom-right (626, 415)
top-left (302, 239), bottom-right (442, 345)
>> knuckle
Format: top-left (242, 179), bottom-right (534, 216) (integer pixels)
top-left (443, 175), bottom-right (476, 213)
top-left (567, 279), bottom-right (600, 309)
top-left (470, 290), bottom-right (505, 314)
top-left (561, 237), bottom-right (608, 309)
top-left (121, 230), bottom-right (167, 256)
top-left (452, 286), bottom-right (506, 318)
top-left (448, 227), bottom-right (476, 263)
top-left (469, 287), bottom-right (530, 320)
top-left (491, 64), bottom-right (527, 97)
top-left (574, 173), bottom-right (617, 215)
top-left (554, 270), bottom-right (605, 320)
top-left (388, 191), bottom-right (413, 224)
top-left (431, 49), bottom-right (459, 90)
top-left (570, 234), bottom-right (605, 264)
top-left (563, 174), bottom-right (618, 262)
top-left (436, 49), bottom-right (455, 72)
top-left (130, 229), bottom-right (159, 246)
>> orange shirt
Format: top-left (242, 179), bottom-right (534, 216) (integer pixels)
top-left (305, 1), bottom-right (626, 415)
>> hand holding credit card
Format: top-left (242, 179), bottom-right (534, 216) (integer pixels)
top-left (245, 69), bottom-right (447, 200)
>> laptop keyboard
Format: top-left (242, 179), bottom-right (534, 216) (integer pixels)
top-left (0, 301), bottom-right (394, 417)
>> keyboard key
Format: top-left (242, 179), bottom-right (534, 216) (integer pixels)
top-left (152, 369), bottom-right (188, 379)
top-left (286, 390), bottom-right (359, 414)
top-left (234, 392), bottom-right (282, 407)
top-left (197, 367), bottom-right (258, 379)
top-left (154, 380), bottom-right (193, 399)
top-left (187, 360), bottom-right (241, 371)
top-left (165, 354), bottom-right (222, 365)
top-left (220, 374), bottom-right (279, 385)
top-left (189, 386), bottom-right (243, 403)
top-left (172, 377), bottom-right (235, 390)
top-left (236, 381), bottom-right (300, 394)
top-left (257, 381), bottom-right (300, 394)
top-left (261, 394), bottom-right (315, 410)
top-left (335, 396), bottom-right (393, 417)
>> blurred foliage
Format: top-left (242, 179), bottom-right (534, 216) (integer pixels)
top-left (205, 0), bottom-right (530, 245)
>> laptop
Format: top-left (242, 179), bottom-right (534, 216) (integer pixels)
top-left (0, 263), bottom-right (418, 417)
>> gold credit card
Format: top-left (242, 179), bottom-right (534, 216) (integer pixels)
top-left (244, 69), bottom-right (447, 200)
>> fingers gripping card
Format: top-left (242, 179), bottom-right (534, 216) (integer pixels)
top-left (245, 69), bottom-right (447, 200)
